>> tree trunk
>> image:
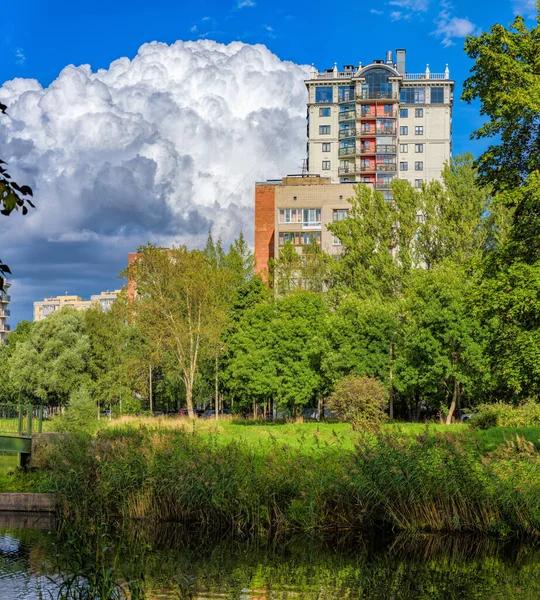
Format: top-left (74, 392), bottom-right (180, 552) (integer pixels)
top-left (186, 379), bottom-right (195, 419)
top-left (446, 378), bottom-right (458, 425)
top-left (215, 352), bottom-right (219, 421)
top-left (149, 364), bottom-right (153, 414)
top-left (389, 340), bottom-right (394, 423)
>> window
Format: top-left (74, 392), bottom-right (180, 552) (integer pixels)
top-left (361, 105), bottom-right (372, 117)
top-left (319, 107), bottom-right (331, 117)
top-left (400, 162), bottom-right (408, 171)
top-left (399, 126), bottom-right (408, 135)
top-left (400, 144), bottom-right (408, 153)
top-left (333, 209), bottom-right (349, 221)
top-left (332, 235), bottom-right (341, 246)
top-left (383, 104), bottom-right (393, 115)
top-left (414, 179), bottom-right (423, 188)
top-left (415, 126), bottom-right (424, 135)
top-left (415, 144), bottom-right (423, 153)
top-left (338, 86), bottom-right (355, 102)
top-left (315, 86), bottom-right (333, 103)
top-left (278, 231), bottom-right (321, 246)
top-left (431, 87), bottom-right (444, 104)
top-left (415, 161), bottom-right (423, 171)
top-left (278, 209), bottom-right (321, 226)
top-left (322, 160), bottom-right (331, 170)
top-left (400, 87), bottom-right (426, 104)
top-left (319, 125), bottom-right (331, 135)
top-left (415, 108), bottom-right (424, 117)
top-left (400, 108), bottom-right (408, 118)
top-left (322, 143), bottom-right (331, 152)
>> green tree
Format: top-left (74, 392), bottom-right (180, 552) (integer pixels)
top-left (327, 184), bottom-right (396, 297)
top-left (462, 6), bottom-right (540, 192)
top-left (127, 245), bottom-right (227, 418)
top-left (395, 264), bottom-right (489, 422)
top-left (9, 309), bottom-right (91, 406)
top-left (272, 241), bottom-right (301, 296)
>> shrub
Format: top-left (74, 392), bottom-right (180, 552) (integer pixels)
top-left (60, 386), bottom-right (100, 433)
top-left (326, 375), bottom-right (388, 432)
top-left (471, 402), bottom-right (540, 430)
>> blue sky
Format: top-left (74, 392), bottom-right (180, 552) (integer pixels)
top-left (0, 0), bottom-right (537, 324)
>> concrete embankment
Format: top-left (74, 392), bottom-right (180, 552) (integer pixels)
top-left (0, 493), bottom-right (56, 512)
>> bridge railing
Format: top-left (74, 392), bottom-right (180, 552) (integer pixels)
top-left (0, 404), bottom-right (43, 436)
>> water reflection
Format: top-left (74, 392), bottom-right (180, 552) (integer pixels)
top-left (1, 521), bottom-right (540, 599)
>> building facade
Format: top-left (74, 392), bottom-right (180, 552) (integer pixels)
top-left (33, 290), bottom-right (121, 322)
top-left (305, 49), bottom-right (453, 192)
top-left (255, 175), bottom-right (359, 277)
top-left (0, 279), bottom-right (10, 344)
top-left (254, 49), bottom-right (454, 278)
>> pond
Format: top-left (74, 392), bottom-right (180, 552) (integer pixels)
top-left (1, 516), bottom-right (540, 599)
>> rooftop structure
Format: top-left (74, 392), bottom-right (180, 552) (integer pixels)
top-left (305, 49), bottom-right (454, 192)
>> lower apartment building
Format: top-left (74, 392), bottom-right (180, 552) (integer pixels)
top-left (255, 175), bottom-right (359, 278)
top-left (33, 290), bottom-right (122, 322)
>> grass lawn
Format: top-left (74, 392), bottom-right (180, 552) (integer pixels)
top-left (108, 417), bottom-right (540, 454)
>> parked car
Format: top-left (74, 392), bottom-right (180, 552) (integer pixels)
top-left (460, 410), bottom-right (478, 423)
top-left (178, 408), bottom-right (189, 417)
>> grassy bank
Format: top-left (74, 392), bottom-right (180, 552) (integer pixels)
top-left (28, 422), bottom-right (540, 537)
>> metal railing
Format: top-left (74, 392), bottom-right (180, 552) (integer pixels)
top-left (0, 309), bottom-right (9, 317)
top-left (0, 294), bottom-right (10, 303)
top-left (338, 166), bottom-right (357, 174)
top-left (376, 128), bottom-right (397, 135)
top-left (377, 164), bottom-right (397, 172)
top-left (375, 180), bottom-right (395, 189)
top-left (338, 110), bottom-right (356, 121)
top-left (405, 73), bottom-right (446, 80)
top-left (0, 324), bottom-right (10, 332)
top-left (339, 128), bottom-right (358, 139)
top-left (357, 92), bottom-right (399, 101)
top-left (0, 404), bottom-right (44, 436)
top-left (338, 147), bottom-right (356, 156)
top-left (376, 145), bottom-right (397, 154)
top-left (359, 129), bottom-right (376, 137)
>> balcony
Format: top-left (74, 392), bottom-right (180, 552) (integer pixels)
top-left (338, 166), bottom-right (357, 175)
top-left (338, 110), bottom-right (356, 121)
top-left (359, 129), bottom-right (376, 137)
top-left (360, 165), bottom-right (376, 173)
top-left (339, 128), bottom-right (358, 139)
top-left (375, 180), bottom-right (395, 189)
top-left (338, 147), bottom-right (356, 157)
top-left (360, 146), bottom-right (376, 155)
top-left (0, 309), bottom-right (10, 317)
top-left (0, 294), bottom-right (11, 303)
top-left (357, 91), bottom-right (399, 101)
top-left (376, 128), bottom-right (397, 136)
top-left (376, 164), bottom-right (397, 172)
top-left (376, 145), bottom-right (396, 154)
top-left (0, 324), bottom-right (11, 333)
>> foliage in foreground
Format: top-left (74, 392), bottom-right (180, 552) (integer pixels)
top-left (327, 375), bottom-right (388, 431)
top-left (37, 426), bottom-right (540, 538)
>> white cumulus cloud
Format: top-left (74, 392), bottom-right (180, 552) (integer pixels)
top-left (433, 12), bottom-right (479, 46)
top-left (0, 40), bottom-right (309, 322)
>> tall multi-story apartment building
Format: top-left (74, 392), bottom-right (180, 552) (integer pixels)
top-left (0, 279), bottom-right (11, 344)
top-left (254, 49), bottom-right (454, 278)
top-left (33, 290), bottom-right (121, 322)
top-left (305, 49), bottom-right (453, 194)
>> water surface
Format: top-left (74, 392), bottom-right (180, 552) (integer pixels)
top-left (1, 520), bottom-right (539, 599)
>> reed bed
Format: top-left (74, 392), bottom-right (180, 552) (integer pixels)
top-left (38, 425), bottom-right (540, 537)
